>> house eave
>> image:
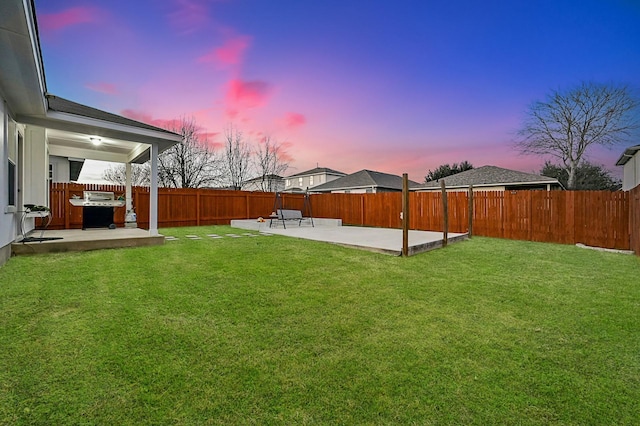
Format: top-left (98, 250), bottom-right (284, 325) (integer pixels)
top-left (418, 180), bottom-right (561, 190)
top-left (17, 111), bottom-right (182, 146)
top-left (0, 0), bottom-right (47, 116)
top-left (616, 146), bottom-right (640, 166)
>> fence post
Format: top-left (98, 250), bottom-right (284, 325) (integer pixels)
top-left (402, 174), bottom-right (409, 257)
top-left (441, 180), bottom-right (448, 247)
top-left (196, 189), bottom-right (201, 226)
top-left (468, 185), bottom-right (473, 238)
top-left (64, 183), bottom-right (70, 229)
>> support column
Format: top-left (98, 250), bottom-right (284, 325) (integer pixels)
top-left (125, 162), bottom-right (132, 211)
top-left (402, 173), bottom-right (409, 257)
top-left (149, 143), bottom-right (159, 236)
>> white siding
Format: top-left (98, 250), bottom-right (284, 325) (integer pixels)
top-left (622, 154), bottom-right (639, 191)
top-left (23, 125), bottom-right (48, 207)
top-left (1, 99), bottom-right (18, 264)
top-left (49, 155), bottom-right (70, 182)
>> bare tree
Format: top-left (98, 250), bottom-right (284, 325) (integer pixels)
top-left (223, 125), bottom-right (252, 190)
top-left (103, 163), bottom-right (151, 186)
top-left (515, 82), bottom-right (638, 189)
top-left (157, 117), bottom-right (224, 188)
top-left (253, 136), bottom-right (290, 191)
top-left (102, 117), bottom-right (223, 188)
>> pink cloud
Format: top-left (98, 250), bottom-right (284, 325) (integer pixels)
top-left (39, 7), bottom-right (98, 32)
top-left (121, 109), bottom-right (179, 130)
top-left (121, 110), bottom-right (222, 148)
top-left (281, 112), bottom-right (306, 130)
top-left (199, 36), bottom-right (252, 67)
top-left (225, 79), bottom-right (272, 116)
top-left (85, 82), bottom-right (118, 95)
top-left (168, 0), bottom-right (211, 34)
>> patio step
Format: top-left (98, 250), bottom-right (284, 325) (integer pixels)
top-left (11, 229), bottom-right (165, 256)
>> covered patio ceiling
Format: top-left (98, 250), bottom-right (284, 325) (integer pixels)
top-left (19, 95), bottom-right (182, 164)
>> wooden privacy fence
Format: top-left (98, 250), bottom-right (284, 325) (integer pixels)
top-left (48, 183), bottom-right (637, 253)
top-left (631, 185), bottom-right (640, 255)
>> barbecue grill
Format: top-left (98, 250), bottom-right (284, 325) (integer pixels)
top-left (69, 191), bottom-right (126, 207)
top-left (69, 191), bottom-right (125, 229)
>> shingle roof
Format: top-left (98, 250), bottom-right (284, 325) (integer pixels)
top-left (46, 95), bottom-right (179, 135)
top-left (287, 167), bottom-right (345, 178)
top-left (616, 145), bottom-right (640, 166)
top-left (312, 170), bottom-right (422, 192)
top-left (243, 174), bottom-right (284, 184)
top-left (419, 165), bottom-right (560, 189)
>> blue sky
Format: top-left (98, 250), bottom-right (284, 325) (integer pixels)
top-left (36, 0), bottom-right (640, 182)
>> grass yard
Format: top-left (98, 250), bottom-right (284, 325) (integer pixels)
top-left (1, 226), bottom-right (639, 424)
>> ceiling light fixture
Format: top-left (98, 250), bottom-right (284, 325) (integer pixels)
top-left (90, 137), bottom-right (102, 146)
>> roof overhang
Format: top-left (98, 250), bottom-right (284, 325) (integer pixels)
top-left (17, 110), bottom-right (182, 164)
top-left (1, 1), bottom-right (182, 165)
top-left (417, 180), bottom-right (562, 191)
top-left (0, 0), bottom-right (47, 116)
top-left (616, 145), bottom-right (640, 166)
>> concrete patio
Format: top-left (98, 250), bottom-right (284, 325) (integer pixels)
top-left (231, 219), bottom-right (467, 256)
top-left (11, 228), bottom-right (164, 256)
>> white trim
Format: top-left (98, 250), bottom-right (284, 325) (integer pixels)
top-left (44, 111), bottom-right (181, 141)
top-left (149, 143), bottom-right (159, 236)
top-left (22, 0), bottom-right (48, 114)
top-left (127, 143), bottom-right (150, 163)
top-left (49, 144), bottom-right (129, 163)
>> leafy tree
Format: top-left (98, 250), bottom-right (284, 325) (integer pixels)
top-left (425, 161), bottom-right (473, 182)
top-left (541, 160), bottom-right (621, 191)
top-left (516, 82), bottom-right (638, 189)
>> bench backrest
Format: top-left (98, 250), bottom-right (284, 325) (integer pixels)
top-left (277, 209), bottom-right (303, 219)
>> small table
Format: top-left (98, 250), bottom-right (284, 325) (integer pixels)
top-left (20, 210), bottom-right (52, 240)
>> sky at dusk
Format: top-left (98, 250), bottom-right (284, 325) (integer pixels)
top-left (35, 0), bottom-right (640, 183)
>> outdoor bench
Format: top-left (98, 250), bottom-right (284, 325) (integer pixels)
top-left (269, 209), bottom-right (313, 229)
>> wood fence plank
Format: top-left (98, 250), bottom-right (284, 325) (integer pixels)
top-left (47, 183), bottom-right (633, 251)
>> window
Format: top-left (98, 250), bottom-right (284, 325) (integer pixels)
top-left (298, 177), bottom-right (303, 186)
top-left (7, 159), bottom-right (16, 206)
top-left (49, 163), bottom-right (54, 181)
top-left (366, 188), bottom-right (373, 193)
top-left (285, 179), bottom-right (290, 187)
top-left (309, 176), bottom-right (314, 186)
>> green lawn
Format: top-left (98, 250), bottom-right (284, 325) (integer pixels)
top-left (1, 226), bottom-right (639, 425)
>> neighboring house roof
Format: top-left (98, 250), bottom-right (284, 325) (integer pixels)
top-left (47, 95), bottom-right (178, 136)
top-left (615, 145), bottom-right (640, 166)
top-left (287, 167), bottom-right (345, 178)
top-left (418, 165), bottom-right (561, 189)
top-left (243, 174), bottom-right (283, 184)
top-left (312, 170), bottom-right (422, 192)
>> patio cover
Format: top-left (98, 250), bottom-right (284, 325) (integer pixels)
top-left (0, 0), bottom-right (182, 236)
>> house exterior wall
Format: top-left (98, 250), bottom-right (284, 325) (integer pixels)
top-left (327, 187), bottom-right (377, 194)
top-left (417, 184), bottom-right (558, 192)
top-left (242, 178), bottom-right (285, 192)
top-left (284, 172), bottom-right (342, 192)
top-left (622, 154), bottom-right (639, 191)
top-left (418, 185), bottom-right (507, 192)
top-left (49, 155), bottom-right (70, 183)
top-left (1, 99), bottom-right (18, 265)
top-left (23, 125), bottom-right (48, 207)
